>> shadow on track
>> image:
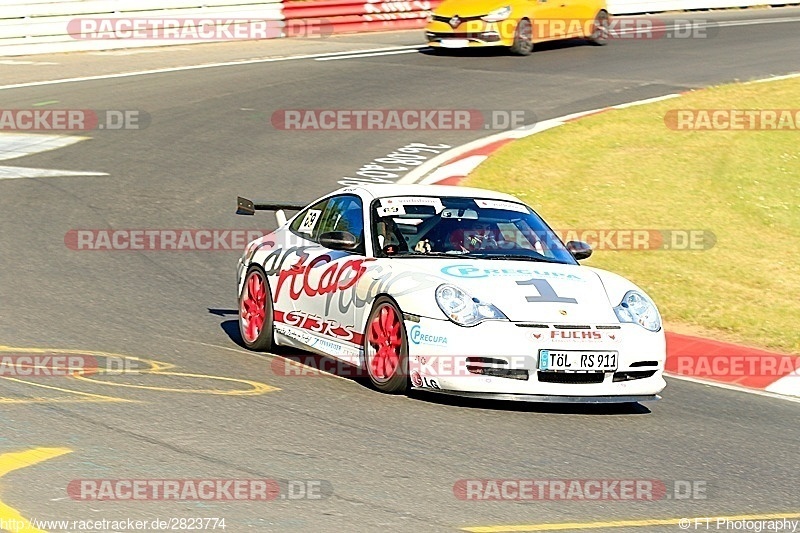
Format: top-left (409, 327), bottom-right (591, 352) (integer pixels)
top-left (408, 390), bottom-right (652, 415)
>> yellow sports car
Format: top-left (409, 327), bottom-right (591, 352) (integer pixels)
top-left (425, 0), bottom-right (609, 55)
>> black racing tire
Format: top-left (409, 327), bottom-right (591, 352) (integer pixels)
top-left (589, 10), bottom-right (610, 46)
top-left (238, 266), bottom-right (274, 351)
top-left (363, 296), bottom-right (409, 394)
top-left (509, 19), bottom-right (534, 56)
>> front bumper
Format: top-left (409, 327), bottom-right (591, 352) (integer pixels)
top-left (406, 316), bottom-right (666, 399)
top-left (419, 390), bottom-right (661, 403)
top-left (426, 32), bottom-right (508, 48)
top-left (425, 20), bottom-right (515, 48)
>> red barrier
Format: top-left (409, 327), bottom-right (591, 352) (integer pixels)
top-left (284, 0), bottom-right (441, 35)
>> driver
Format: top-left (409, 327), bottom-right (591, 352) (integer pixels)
top-left (450, 221), bottom-right (500, 252)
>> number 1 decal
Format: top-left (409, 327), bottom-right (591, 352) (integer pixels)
top-left (516, 278), bottom-right (577, 304)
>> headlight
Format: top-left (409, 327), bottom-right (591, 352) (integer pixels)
top-left (614, 291), bottom-right (661, 332)
top-left (481, 6), bottom-right (511, 22)
top-left (435, 284), bottom-right (507, 327)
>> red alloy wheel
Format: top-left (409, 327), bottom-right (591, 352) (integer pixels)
top-left (239, 268), bottom-right (273, 350)
top-left (365, 298), bottom-right (408, 393)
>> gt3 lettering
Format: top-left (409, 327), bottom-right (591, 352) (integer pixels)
top-left (280, 310), bottom-right (357, 342)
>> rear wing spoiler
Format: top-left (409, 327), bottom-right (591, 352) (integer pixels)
top-left (236, 197), bottom-right (306, 226)
top-left (236, 197), bottom-right (306, 215)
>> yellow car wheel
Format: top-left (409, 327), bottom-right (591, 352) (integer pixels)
top-left (509, 19), bottom-right (534, 55)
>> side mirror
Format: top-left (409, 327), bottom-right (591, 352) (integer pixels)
top-left (319, 231), bottom-right (360, 251)
top-left (566, 240), bottom-right (592, 260)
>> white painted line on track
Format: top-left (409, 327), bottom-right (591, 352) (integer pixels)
top-left (314, 48), bottom-right (424, 61)
top-left (666, 374), bottom-right (800, 403)
top-left (0, 59), bottom-right (59, 65)
top-left (611, 94), bottom-right (681, 108)
top-left (0, 166), bottom-right (108, 180)
top-left (752, 72), bottom-right (800, 83)
top-left (0, 133), bottom-right (87, 161)
top-left (0, 46), bottom-right (427, 91)
top-left (420, 155), bottom-right (488, 185)
top-left (765, 373), bottom-right (800, 397)
top-left (0, 132), bottom-right (108, 180)
top-left (714, 16), bottom-right (800, 27)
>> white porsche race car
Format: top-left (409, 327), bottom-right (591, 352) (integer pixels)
top-left (236, 184), bottom-right (666, 403)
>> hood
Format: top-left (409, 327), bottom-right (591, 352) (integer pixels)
top-left (433, 0), bottom-right (507, 17)
top-left (389, 259), bottom-right (619, 324)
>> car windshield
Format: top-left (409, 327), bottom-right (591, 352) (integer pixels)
top-left (371, 195), bottom-right (577, 265)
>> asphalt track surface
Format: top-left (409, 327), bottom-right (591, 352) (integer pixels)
top-left (1, 8), bottom-right (799, 533)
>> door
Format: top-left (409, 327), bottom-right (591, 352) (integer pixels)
top-left (284, 194), bottom-right (368, 363)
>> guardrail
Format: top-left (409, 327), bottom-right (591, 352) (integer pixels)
top-left (0, 0), bottom-right (284, 56)
top-left (284, 0), bottom-right (439, 35)
top-left (0, 0), bottom-right (797, 56)
top-left (608, 0), bottom-right (779, 15)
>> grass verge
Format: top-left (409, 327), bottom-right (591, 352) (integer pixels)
top-left (463, 77), bottom-right (800, 354)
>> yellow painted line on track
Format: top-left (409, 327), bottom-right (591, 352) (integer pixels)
top-left (462, 513), bottom-right (800, 533)
top-left (72, 371), bottom-right (278, 395)
top-left (0, 377), bottom-right (132, 404)
top-left (0, 345), bottom-right (277, 400)
top-left (0, 447), bottom-right (72, 533)
top-left (0, 345), bottom-right (174, 372)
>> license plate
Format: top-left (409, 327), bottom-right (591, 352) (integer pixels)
top-left (440, 39), bottom-right (469, 48)
top-left (538, 350), bottom-right (618, 372)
